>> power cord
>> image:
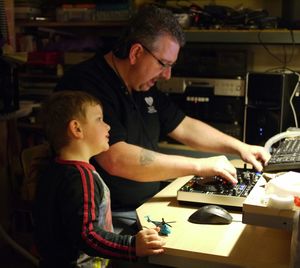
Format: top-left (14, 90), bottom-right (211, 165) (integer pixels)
top-left (257, 29), bottom-right (299, 128)
top-left (257, 29), bottom-right (296, 68)
top-left (264, 130), bottom-right (300, 153)
top-left (254, 66), bottom-right (300, 130)
top-left (289, 71), bottom-right (300, 128)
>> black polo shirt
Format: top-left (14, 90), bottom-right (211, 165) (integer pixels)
top-left (55, 52), bottom-right (185, 210)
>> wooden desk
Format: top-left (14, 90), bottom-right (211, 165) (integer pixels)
top-left (136, 162), bottom-right (291, 268)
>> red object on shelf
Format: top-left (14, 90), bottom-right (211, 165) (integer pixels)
top-left (27, 52), bottom-right (63, 65)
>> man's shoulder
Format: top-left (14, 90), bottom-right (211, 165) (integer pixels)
top-left (55, 53), bottom-right (111, 92)
top-left (63, 53), bottom-right (102, 75)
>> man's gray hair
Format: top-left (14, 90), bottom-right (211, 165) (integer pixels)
top-left (113, 4), bottom-right (185, 58)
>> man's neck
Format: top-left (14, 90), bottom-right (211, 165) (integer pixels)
top-left (105, 52), bottom-right (131, 93)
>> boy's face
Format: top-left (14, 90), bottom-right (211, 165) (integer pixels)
top-left (82, 104), bottom-right (110, 156)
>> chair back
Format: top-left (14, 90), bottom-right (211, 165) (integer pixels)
top-left (1, 144), bottom-right (50, 267)
top-left (21, 143), bottom-right (52, 201)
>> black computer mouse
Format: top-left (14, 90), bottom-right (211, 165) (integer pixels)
top-left (188, 205), bottom-right (233, 224)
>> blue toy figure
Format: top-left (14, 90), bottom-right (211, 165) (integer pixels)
top-left (145, 216), bottom-right (175, 236)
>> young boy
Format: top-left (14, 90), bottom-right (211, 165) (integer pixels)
top-left (33, 91), bottom-right (165, 268)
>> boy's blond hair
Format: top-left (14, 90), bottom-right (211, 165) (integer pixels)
top-left (42, 90), bottom-right (102, 154)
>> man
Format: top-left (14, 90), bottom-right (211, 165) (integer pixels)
top-left (55, 5), bottom-right (270, 212)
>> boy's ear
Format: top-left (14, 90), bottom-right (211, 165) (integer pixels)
top-left (68, 120), bottom-right (83, 138)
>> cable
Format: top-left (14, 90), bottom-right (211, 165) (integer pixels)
top-left (290, 71), bottom-right (300, 128)
top-left (264, 130), bottom-right (300, 152)
top-left (257, 66), bottom-right (299, 130)
top-left (257, 31), bottom-right (285, 66)
top-left (257, 30), bottom-right (296, 69)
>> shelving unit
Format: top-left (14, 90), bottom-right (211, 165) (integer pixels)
top-left (185, 29), bottom-right (300, 44)
top-left (15, 20), bottom-right (300, 45)
top-left (11, 4), bottom-right (300, 151)
top-left (16, 20), bottom-right (128, 28)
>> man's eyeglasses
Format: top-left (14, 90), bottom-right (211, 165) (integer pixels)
top-left (141, 44), bottom-right (175, 69)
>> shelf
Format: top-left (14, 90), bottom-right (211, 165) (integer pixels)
top-left (16, 20), bottom-right (300, 45)
top-left (16, 20), bottom-right (128, 28)
top-left (15, 20), bottom-right (127, 37)
top-left (185, 29), bottom-right (300, 44)
top-left (19, 72), bottom-right (59, 79)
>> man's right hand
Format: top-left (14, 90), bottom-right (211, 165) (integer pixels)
top-left (194, 155), bottom-right (238, 185)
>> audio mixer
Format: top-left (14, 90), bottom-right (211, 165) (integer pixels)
top-left (177, 168), bottom-right (261, 208)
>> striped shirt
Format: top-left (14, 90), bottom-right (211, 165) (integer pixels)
top-left (34, 159), bottom-right (136, 268)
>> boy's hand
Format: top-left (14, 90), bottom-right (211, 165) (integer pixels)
top-left (135, 227), bottom-right (166, 257)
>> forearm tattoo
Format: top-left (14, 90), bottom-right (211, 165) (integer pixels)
top-left (140, 149), bottom-right (155, 166)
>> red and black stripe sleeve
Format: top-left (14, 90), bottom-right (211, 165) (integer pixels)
top-left (58, 163), bottom-right (137, 261)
